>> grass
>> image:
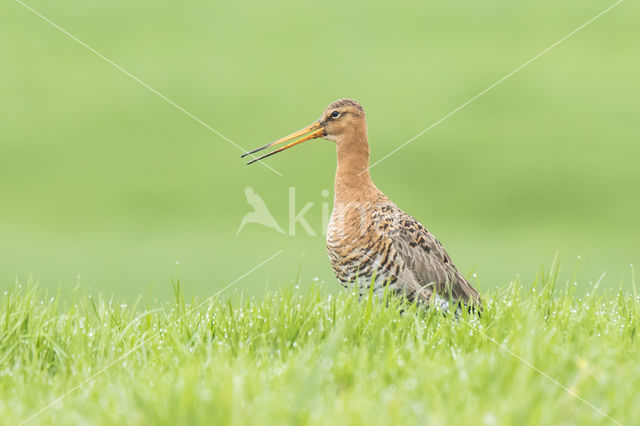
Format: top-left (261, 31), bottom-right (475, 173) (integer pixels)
top-left (2, 265), bottom-right (639, 425)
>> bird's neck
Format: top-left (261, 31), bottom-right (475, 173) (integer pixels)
top-left (334, 128), bottom-right (378, 205)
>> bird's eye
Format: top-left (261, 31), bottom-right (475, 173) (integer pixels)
top-left (330, 110), bottom-right (340, 118)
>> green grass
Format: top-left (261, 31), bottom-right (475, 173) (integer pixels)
top-left (2, 266), bottom-right (639, 425)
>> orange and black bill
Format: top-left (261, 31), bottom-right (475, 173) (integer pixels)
top-left (242, 121), bottom-right (326, 165)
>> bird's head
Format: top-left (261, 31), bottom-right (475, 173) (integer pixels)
top-left (319, 99), bottom-right (366, 143)
top-left (242, 98), bottom-right (365, 164)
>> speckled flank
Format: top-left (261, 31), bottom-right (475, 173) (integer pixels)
top-left (327, 195), bottom-right (481, 308)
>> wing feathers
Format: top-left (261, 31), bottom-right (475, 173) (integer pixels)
top-left (375, 205), bottom-right (482, 310)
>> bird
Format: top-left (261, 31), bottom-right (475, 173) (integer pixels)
top-left (242, 99), bottom-right (481, 312)
top-left (236, 186), bottom-right (285, 235)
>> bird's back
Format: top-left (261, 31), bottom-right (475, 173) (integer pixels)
top-left (326, 192), bottom-right (481, 310)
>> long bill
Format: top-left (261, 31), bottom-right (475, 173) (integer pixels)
top-left (242, 121), bottom-right (326, 165)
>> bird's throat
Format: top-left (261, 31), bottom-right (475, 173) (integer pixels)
top-left (334, 132), bottom-right (377, 205)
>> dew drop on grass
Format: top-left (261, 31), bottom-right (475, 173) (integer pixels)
top-left (484, 413), bottom-right (496, 425)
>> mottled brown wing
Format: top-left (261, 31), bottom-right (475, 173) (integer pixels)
top-left (385, 210), bottom-right (481, 308)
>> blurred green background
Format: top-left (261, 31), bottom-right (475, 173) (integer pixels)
top-left (1, 0), bottom-right (638, 299)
